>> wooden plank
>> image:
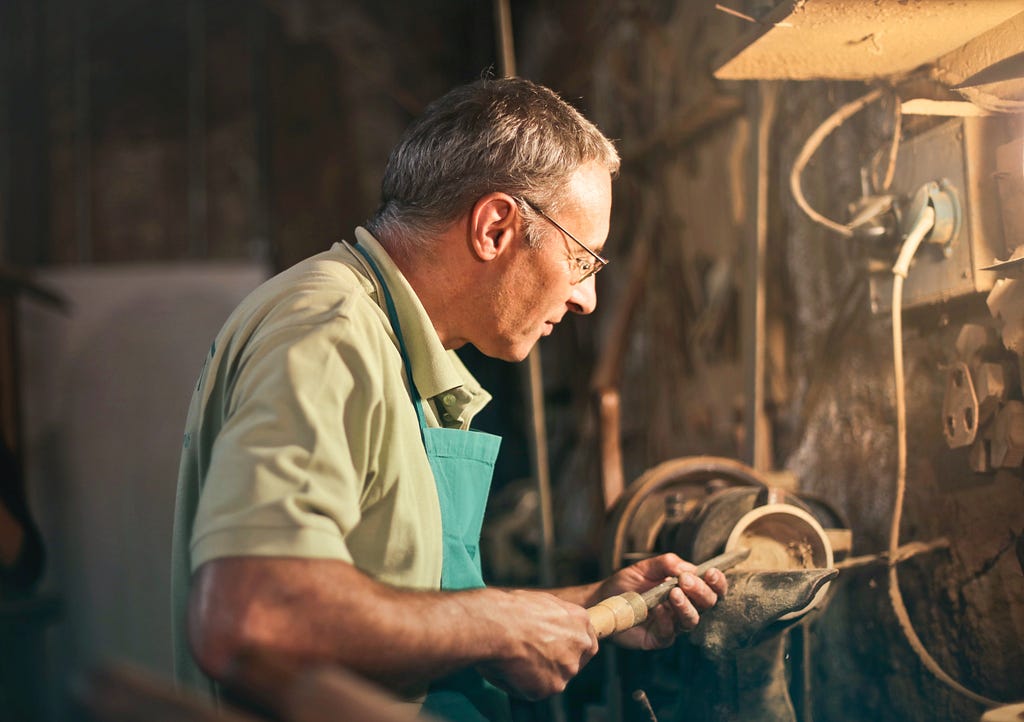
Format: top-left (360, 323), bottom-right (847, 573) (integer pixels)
top-left (713, 0), bottom-right (1024, 80)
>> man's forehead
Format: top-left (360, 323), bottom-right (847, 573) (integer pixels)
top-left (565, 162), bottom-right (613, 206)
top-left (564, 163), bottom-right (613, 245)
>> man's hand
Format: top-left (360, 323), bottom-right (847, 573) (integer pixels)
top-left (591, 553), bottom-right (727, 650)
top-left (476, 589), bottom-right (598, 700)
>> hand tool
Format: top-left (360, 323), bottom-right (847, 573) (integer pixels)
top-left (587, 548), bottom-right (750, 639)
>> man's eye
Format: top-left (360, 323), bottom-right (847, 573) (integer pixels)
top-left (577, 259), bottom-right (594, 272)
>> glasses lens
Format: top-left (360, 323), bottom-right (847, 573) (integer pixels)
top-left (519, 196), bottom-right (607, 284)
top-left (576, 259), bottom-right (604, 284)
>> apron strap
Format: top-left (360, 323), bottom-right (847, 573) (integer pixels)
top-left (353, 243), bottom-right (430, 438)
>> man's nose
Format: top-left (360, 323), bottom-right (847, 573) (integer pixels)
top-left (568, 276), bottom-right (597, 315)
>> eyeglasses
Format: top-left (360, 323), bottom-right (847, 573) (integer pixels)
top-left (518, 197), bottom-right (609, 284)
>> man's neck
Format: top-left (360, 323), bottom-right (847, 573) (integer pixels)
top-left (385, 234), bottom-right (472, 352)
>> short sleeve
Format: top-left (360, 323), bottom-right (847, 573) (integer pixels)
top-left (189, 310), bottom-right (385, 571)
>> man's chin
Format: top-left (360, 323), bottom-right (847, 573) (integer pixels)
top-left (502, 343), bottom-right (536, 363)
top-left (475, 338), bottom-right (538, 364)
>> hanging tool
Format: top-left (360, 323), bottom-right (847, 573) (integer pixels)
top-left (587, 548), bottom-right (750, 639)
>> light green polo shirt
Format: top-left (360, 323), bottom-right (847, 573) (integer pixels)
top-left (170, 228), bottom-right (491, 691)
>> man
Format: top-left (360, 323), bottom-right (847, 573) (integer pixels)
top-left (171, 77), bottom-right (727, 721)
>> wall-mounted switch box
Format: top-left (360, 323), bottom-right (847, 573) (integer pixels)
top-left (868, 117), bottom-right (1010, 314)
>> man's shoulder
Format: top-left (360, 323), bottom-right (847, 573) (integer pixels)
top-left (218, 242), bottom-right (390, 354)
top-left (274, 242), bottom-right (374, 303)
top-left (251, 243), bottom-right (377, 313)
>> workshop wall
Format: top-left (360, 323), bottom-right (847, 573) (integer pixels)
top-left (511, 2), bottom-right (1024, 721)
top-left (1, 0), bottom-right (497, 268)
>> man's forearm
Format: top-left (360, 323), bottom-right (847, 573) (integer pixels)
top-left (189, 557), bottom-right (509, 695)
top-left (188, 556), bottom-right (599, 701)
top-left (545, 582), bottom-right (602, 607)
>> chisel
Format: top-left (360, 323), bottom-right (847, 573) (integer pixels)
top-left (587, 548), bottom-right (750, 639)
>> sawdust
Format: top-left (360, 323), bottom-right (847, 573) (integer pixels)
top-left (733, 519), bottom-right (822, 571)
top-left (737, 533), bottom-right (816, 570)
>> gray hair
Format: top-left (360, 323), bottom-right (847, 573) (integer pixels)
top-left (365, 77), bottom-right (619, 252)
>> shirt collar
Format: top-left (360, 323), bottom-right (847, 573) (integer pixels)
top-left (347, 228), bottom-right (491, 424)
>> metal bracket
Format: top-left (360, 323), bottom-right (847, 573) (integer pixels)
top-left (942, 361), bottom-right (980, 448)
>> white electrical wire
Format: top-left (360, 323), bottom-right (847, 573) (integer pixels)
top-left (790, 88), bottom-right (884, 237)
top-left (874, 95), bottom-right (902, 194)
top-left (889, 204), bottom-right (1006, 709)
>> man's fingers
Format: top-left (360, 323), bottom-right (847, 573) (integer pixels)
top-left (644, 605), bottom-right (679, 647)
top-left (709, 567), bottom-right (730, 593)
top-left (668, 586), bottom-right (701, 630)
top-left (678, 572), bottom-right (719, 610)
top-left (635, 553), bottom-right (694, 582)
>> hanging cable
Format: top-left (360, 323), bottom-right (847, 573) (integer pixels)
top-left (789, 87), bottom-right (885, 237)
top-left (873, 92), bottom-right (902, 194)
top-left (889, 204), bottom-right (1006, 709)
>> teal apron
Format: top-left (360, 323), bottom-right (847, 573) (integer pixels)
top-left (355, 245), bottom-right (512, 722)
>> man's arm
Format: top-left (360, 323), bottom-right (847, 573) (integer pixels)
top-left (189, 556), bottom-right (599, 700)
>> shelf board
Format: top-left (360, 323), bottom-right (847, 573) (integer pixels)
top-left (714, 1), bottom-right (1024, 80)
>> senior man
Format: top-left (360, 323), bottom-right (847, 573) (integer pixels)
top-left (171, 77), bottom-right (726, 721)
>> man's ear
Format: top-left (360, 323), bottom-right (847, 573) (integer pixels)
top-left (469, 193), bottom-right (519, 261)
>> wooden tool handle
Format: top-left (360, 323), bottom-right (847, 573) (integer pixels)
top-left (587, 591), bottom-right (648, 639)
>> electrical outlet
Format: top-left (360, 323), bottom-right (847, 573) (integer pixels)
top-left (868, 118), bottom-right (1008, 314)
